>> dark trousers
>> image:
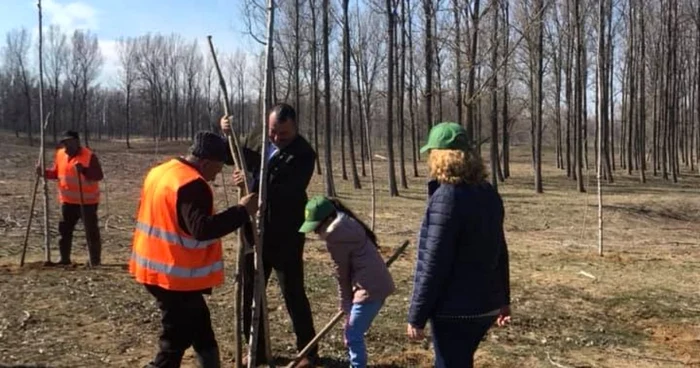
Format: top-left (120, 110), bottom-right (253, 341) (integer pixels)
top-left (58, 203), bottom-right (101, 264)
top-left (431, 316), bottom-right (497, 368)
top-left (145, 285), bottom-right (219, 368)
top-left (242, 238), bottom-right (317, 362)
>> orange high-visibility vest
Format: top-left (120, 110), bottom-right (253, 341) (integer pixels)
top-left (55, 147), bottom-right (100, 205)
top-left (129, 159), bottom-right (224, 291)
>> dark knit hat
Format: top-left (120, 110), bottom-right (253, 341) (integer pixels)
top-left (189, 131), bottom-right (234, 165)
top-left (60, 130), bottom-right (79, 142)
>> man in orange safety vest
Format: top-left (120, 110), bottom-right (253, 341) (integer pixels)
top-left (131, 129), bottom-right (257, 368)
top-left (37, 130), bottom-right (103, 265)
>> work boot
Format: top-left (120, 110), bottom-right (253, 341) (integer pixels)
top-left (195, 347), bottom-right (221, 368)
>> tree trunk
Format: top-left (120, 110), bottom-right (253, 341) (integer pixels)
top-left (323, 0), bottom-right (336, 196)
top-left (638, 1), bottom-right (646, 183)
top-left (310, 0), bottom-right (322, 175)
top-left (502, 0), bottom-right (510, 179)
top-left (409, 0), bottom-right (419, 177)
top-left (465, 0), bottom-right (481, 141)
top-left (565, 0), bottom-right (573, 179)
top-left (454, 0), bottom-right (463, 127)
top-left (534, 0), bottom-right (544, 193)
top-left (555, 21), bottom-right (563, 170)
top-left (490, 0), bottom-right (499, 192)
top-left (343, 0), bottom-right (360, 189)
top-left (355, 56), bottom-right (367, 177)
top-left (398, 0), bottom-right (408, 189)
top-left (575, 0), bottom-right (585, 192)
top-left (386, 0), bottom-right (399, 197)
top-left (424, 0), bottom-right (433, 127)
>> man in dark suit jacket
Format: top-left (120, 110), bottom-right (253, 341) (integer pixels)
top-left (222, 103), bottom-right (317, 367)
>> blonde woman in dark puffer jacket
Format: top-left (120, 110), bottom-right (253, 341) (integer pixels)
top-left (408, 122), bottom-right (511, 368)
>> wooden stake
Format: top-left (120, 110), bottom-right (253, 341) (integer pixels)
top-left (20, 111), bottom-right (51, 267)
top-left (206, 36), bottom-right (272, 368)
top-left (285, 240), bottom-right (410, 368)
top-left (250, 0), bottom-right (276, 366)
top-left (20, 175), bottom-right (40, 267)
top-left (38, 0), bottom-right (51, 264)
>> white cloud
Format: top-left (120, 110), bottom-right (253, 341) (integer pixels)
top-left (98, 39), bottom-right (119, 86)
top-left (42, 0), bottom-right (99, 33)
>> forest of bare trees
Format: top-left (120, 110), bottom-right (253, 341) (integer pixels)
top-left (2, 0), bottom-right (700, 195)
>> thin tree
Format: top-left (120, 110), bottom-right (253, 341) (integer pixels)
top-left (489, 0), bottom-right (499, 192)
top-left (465, 0), bottom-right (481, 141)
top-left (423, 0), bottom-right (434, 127)
top-left (532, 0), bottom-right (544, 193)
top-left (501, 0), bottom-right (511, 178)
top-left (398, 0), bottom-right (408, 188)
top-left (596, 0), bottom-right (605, 256)
top-left (117, 38), bottom-right (137, 149)
top-left (323, 0), bottom-right (337, 196)
top-left (38, 0), bottom-right (51, 263)
top-left (574, 0), bottom-right (585, 192)
top-left (453, 0), bottom-right (464, 127)
top-left (343, 0), bottom-right (361, 189)
top-left (408, 0), bottom-right (419, 177)
top-left (386, 0), bottom-right (399, 197)
top-left (310, 0), bottom-right (322, 174)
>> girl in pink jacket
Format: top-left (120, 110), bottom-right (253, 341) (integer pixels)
top-left (299, 196), bottom-right (395, 368)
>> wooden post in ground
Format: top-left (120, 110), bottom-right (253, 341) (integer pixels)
top-left (249, 0), bottom-right (276, 366)
top-left (206, 36), bottom-right (272, 368)
top-left (20, 112), bottom-right (51, 267)
top-left (38, 0), bottom-right (52, 264)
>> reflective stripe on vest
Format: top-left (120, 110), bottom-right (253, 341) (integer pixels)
top-left (131, 252), bottom-right (223, 279)
top-left (57, 176), bottom-right (98, 187)
top-left (134, 221), bottom-right (218, 249)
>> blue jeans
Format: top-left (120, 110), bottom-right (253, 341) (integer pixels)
top-left (344, 300), bottom-right (384, 368)
top-left (432, 316), bottom-right (497, 368)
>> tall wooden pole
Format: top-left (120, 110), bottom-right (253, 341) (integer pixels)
top-left (206, 35), bottom-right (272, 367)
top-left (38, 0), bottom-right (51, 264)
top-left (249, 0), bottom-right (276, 366)
top-left (596, 0), bottom-right (604, 256)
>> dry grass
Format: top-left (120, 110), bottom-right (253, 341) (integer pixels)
top-left (1, 133), bottom-right (700, 367)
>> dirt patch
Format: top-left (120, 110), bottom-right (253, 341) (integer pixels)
top-left (2, 137), bottom-right (700, 366)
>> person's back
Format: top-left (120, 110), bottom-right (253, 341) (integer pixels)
top-left (423, 181), bottom-right (508, 318)
top-left (407, 122), bottom-right (511, 368)
top-left (323, 212), bottom-right (395, 311)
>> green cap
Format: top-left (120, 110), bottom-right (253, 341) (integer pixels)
top-left (299, 196), bottom-right (335, 233)
top-left (420, 122), bottom-right (469, 153)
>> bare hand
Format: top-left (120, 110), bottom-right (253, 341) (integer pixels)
top-left (220, 115), bottom-right (232, 134)
top-left (232, 169), bottom-right (246, 189)
top-left (496, 305), bottom-right (511, 327)
top-left (239, 192), bottom-right (258, 216)
top-left (407, 324), bottom-right (425, 341)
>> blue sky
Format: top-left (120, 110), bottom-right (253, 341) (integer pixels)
top-left (0, 0), bottom-right (264, 85)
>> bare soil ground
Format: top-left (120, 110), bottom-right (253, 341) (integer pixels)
top-left (1, 133), bottom-right (699, 368)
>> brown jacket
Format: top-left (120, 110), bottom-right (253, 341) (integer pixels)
top-left (322, 212), bottom-right (395, 313)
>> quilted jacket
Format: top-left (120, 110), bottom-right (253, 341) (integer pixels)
top-left (407, 180), bottom-right (510, 329)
